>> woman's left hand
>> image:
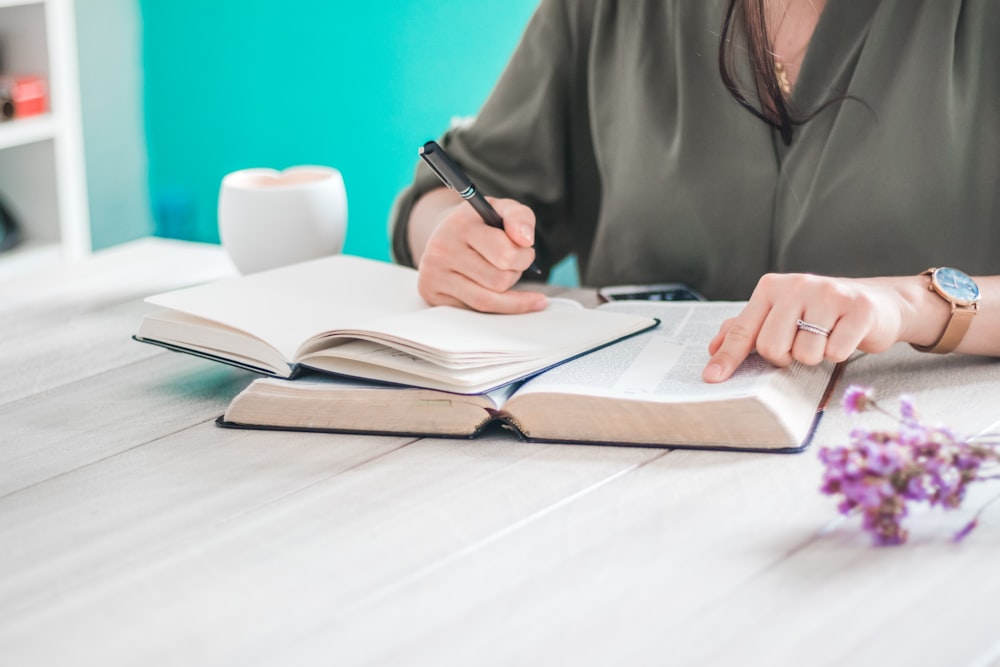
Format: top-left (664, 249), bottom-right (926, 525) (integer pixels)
top-left (702, 273), bottom-right (910, 383)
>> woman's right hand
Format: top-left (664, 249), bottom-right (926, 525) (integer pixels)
top-left (409, 189), bottom-right (547, 313)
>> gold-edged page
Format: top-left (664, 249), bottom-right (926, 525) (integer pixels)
top-left (504, 302), bottom-right (834, 448)
top-left (222, 375), bottom-right (513, 435)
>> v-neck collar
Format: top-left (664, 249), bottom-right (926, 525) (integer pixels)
top-left (777, 0), bottom-right (881, 148)
top-left (789, 0), bottom-right (879, 113)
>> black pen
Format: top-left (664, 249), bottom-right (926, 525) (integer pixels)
top-left (419, 140), bottom-right (542, 276)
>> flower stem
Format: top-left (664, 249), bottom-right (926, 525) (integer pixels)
top-left (954, 488), bottom-right (1000, 543)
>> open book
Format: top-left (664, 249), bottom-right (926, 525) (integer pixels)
top-left (219, 302), bottom-right (843, 452)
top-left (134, 255), bottom-right (657, 394)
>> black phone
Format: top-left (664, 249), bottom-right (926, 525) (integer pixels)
top-left (598, 282), bottom-right (705, 302)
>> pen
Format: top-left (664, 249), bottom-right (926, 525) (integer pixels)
top-left (419, 140), bottom-right (542, 276)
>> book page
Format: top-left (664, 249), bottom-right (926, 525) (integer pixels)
top-left (136, 309), bottom-right (290, 375)
top-left (145, 255), bottom-right (427, 361)
top-left (143, 256), bottom-right (655, 382)
top-left (322, 300), bottom-right (653, 366)
top-left (301, 339), bottom-right (606, 395)
top-left (510, 302), bottom-right (785, 403)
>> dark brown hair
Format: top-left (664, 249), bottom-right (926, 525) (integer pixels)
top-left (717, 0), bottom-right (800, 145)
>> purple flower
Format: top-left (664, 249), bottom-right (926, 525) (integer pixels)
top-left (842, 385), bottom-right (874, 415)
top-left (820, 387), bottom-right (1000, 546)
top-left (898, 394), bottom-right (918, 423)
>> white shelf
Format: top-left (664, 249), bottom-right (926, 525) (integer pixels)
top-left (0, 0), bottom-right (90, 275)
top-left (0, 114), bottom-right (57, 149)
top-left (0, 0), bottom-right (43, 9)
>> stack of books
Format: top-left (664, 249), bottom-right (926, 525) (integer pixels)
top-left (135, 255), bottom-right (838, 452)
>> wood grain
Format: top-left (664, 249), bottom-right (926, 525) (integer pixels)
top-left (3, 239), bottom-right (999, 667)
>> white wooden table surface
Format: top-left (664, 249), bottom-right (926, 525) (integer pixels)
top-left (2, 238), bottom-right (999, 667)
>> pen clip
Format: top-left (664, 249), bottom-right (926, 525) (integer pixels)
top-left (419, 140), bottom-right (476, 196)
top-left (418, 142), bottom-right (455, 192)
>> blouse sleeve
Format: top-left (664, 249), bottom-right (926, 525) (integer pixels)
top-left (389, 0), bottom-right (597, 275)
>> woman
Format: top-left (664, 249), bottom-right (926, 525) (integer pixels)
top-left (390, 0), bottom-right (999, 382)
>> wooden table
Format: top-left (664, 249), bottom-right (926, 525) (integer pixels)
top-left (3, 238), bottom-right (999, 667)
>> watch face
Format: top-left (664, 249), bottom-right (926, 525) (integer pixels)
top-left (933, 267), bottom-right (980, 305)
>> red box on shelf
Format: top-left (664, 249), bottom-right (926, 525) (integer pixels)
top-left (0, 75), bottom-right (49, 120)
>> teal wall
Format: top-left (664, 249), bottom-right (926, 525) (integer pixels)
top-left (138, 1), bottom-right (539, 261)
top-left (77, 0), bottom-right (154, 250)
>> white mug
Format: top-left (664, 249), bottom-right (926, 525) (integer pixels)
top-left (218, 165), bottom-right (348, 274)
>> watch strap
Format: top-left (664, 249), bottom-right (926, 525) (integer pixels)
top-left (910, 267), bottom-right (979, 354)
top-left (910, 301), bottom-right (977, 354)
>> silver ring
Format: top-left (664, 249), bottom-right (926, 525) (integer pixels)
top-left (796, 319), bottom-right (831, 337)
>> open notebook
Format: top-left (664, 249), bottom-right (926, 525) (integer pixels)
top-left (134, 254), bottom-right (658, 394)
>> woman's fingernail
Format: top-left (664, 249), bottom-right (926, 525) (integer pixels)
top-left (703, 363), bottom-right (724, 382)
top-left (520, 224), bottom-right (534, 244)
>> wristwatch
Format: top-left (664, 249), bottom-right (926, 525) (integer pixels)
top-left (910, 267), bottom-right (980, 354)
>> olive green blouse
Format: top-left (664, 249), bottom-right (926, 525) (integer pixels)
top-left (391, 0), bottom-right (1000, 300)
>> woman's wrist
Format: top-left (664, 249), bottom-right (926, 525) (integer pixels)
top-left (863, 275), bottom-right (950, 349)
top-left (892, 273), bottom-right (957, 348)
top-left (407, 188), bottom-right (463, 266)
